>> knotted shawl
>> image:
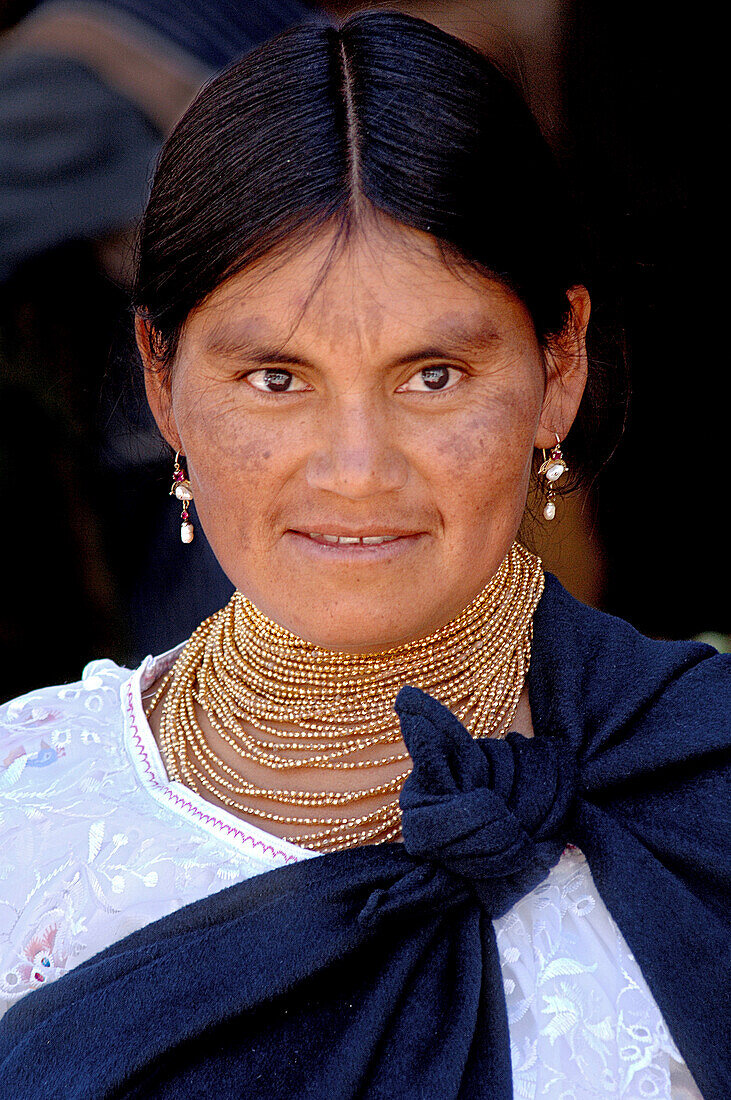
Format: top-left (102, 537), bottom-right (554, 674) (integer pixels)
top-left (1, 575), bottom-right (729, 1099)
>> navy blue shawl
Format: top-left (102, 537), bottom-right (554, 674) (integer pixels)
top-left (1, 575), bottom-right (729, 1098)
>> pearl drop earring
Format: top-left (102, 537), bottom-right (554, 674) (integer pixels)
top-left (538, 434), bottom-right (568, 521)
top-left (170, 452), bottom-right (194, 543)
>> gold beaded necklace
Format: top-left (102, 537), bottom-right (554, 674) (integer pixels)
top-left (146, 541), bottom-right (544, 852)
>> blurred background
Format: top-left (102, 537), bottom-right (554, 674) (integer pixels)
top-left (1, 0), bottom-right (726, 701)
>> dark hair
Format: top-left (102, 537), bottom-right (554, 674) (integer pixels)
top-left (133, 10), bottom-right (621, 487)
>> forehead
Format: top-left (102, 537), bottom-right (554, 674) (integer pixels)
top-left (184, 219), bottom-right (533, 356)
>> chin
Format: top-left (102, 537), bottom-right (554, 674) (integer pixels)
top-left (276, 592), bottom-right (450, 653)
top-left (228, 538), bottom-right (493, 651)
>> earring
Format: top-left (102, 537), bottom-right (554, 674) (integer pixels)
top-left (170, 452), bottom-right (194, 543)
top-left (538, 434), bottom-right (568, 521)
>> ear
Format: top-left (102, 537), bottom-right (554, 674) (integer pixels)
top-left (535, 285), bottom-right (591, 449)
top-left (135, 314), bottom-right (182, 453)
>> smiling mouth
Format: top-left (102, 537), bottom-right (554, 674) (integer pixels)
top-left (304, 533), bottom-right (405, 546)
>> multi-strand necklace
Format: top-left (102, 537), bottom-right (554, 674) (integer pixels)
top-left (146, 541), bottom-right (544, 852)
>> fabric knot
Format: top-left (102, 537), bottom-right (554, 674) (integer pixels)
top-left (393, 686), bottom-right (577, 917)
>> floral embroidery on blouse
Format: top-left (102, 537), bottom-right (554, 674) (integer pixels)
top-left (0, 657), bottom-right (293, 1008)
top-left (497, 850), bottom-right (698, 1098)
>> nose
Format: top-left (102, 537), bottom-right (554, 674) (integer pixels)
top-left (305, 396), bottom-right (409, 500)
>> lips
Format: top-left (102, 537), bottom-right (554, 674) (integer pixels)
top-left (306, 533), bottom-right (401, 546)
top-left (286, 528), bottom-right (425, 553)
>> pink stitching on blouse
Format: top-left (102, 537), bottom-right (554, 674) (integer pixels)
top-left (125, 684), bottom-right (300, 864)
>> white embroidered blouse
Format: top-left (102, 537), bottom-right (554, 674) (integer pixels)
top-left (0, 650), bottom-right (702, 1098)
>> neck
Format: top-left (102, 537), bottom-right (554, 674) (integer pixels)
top-left (235, 541), bottom-right (543, 661)
top-left (147, 541), bottom-right (544, 851)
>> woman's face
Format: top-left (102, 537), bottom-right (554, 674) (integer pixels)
top-left (143, 220), bottom-right (587, 651)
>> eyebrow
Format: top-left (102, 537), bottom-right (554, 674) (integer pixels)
top-left (203, 317), bottom-right (502, 370)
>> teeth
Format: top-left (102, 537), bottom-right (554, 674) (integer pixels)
top-left (307, 533), bottom-right (399, 545)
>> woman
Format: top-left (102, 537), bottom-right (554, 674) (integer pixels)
top-left (0, 12), bottom-right (727, 1099)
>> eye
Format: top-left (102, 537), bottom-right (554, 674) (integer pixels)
top-left (245, 369), bottom-right (309, 393)
top-left (397, 366), bottom-right (463, 393)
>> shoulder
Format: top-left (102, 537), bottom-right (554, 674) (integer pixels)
top-left (531, 574), bottom-right (730, 749)
top-left (0, 658), bottom-right (138, 1012)
top-left (0, 658), bottom-right (133, 790)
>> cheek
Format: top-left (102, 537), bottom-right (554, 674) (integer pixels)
top-left (430, 393), bottom-right (538, 511)
top-left (188, 431), bottom-right (275, 517)
top-left (181, 388), bottom-right (265, 460)
top-left (174, 389), bottom-right (287, 531)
